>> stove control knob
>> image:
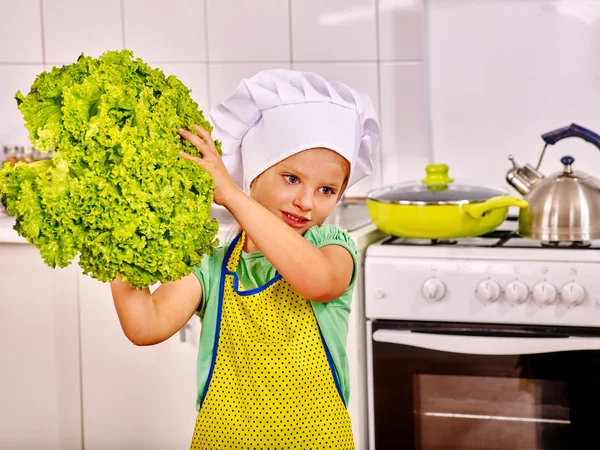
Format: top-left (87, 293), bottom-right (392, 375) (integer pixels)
top-left (560, 282), bottom-right (586, 307)
top-left (476, 279), bottom-right (502, 304)
top-left (422, 278), bottom-right (446, 302)
top-left (505, 280), bottom-right (529, 305)
top-left (532, 281), bottom-right (557, 306)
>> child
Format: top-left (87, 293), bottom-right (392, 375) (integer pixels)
top-left (110, 69), bottom-right (380, 449)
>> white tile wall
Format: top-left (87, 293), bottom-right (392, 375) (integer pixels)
top-left (123, 0), bottom-right (206, 62)
top-left (0, 0), bottom-right (432, 193)
top-left (380, 62), bottom-right (429, 186)
top-left (0, 65), bottom-right (45, 146)
top-left (0, 0), bottom-right (43, 62)
top-left (206, 0), bottom-right (290, 62)
top-left (291, 0), bottom-right (378, 61)
top-left (43, 0), bottom-right (123, 63)
top-left (378, 0), bottom-right (425, 60)
top-left (427, 0), bottom-right (600, 189)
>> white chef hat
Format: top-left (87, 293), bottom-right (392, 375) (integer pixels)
top-left (207, 69), bottom-right (380, 194)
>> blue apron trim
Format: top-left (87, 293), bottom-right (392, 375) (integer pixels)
top-left (225, 269), bottom-right (283, 296)
top-left (221, 232), bottom-right (283, 295)
top-left (198, 232), bottom-right (242, 409)
top-left (317, 324), bottom-right (347, 408)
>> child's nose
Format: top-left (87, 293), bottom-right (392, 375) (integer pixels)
top-left (292, 190), bottom-right (313, 211)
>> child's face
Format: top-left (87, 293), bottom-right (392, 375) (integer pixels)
top-left (250, 148), bottom-right (349, 234)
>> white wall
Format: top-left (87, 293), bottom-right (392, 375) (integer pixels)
top-left (0, 0), bottom-right (429, 198)
top-left (427, 0), bottom-right (600, 190)
top-left (3, 0), bottom-right (597, 198)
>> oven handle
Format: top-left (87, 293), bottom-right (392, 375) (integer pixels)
top-left (372, 329), bottom-right (600, 355)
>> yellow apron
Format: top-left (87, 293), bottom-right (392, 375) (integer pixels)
top-left (190, 232), bottom-right (354, 449)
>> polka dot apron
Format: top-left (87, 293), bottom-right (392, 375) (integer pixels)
top-left (190, 232), bottom-right (355, 449)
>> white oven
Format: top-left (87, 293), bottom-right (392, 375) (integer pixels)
top-left (365, 225), bottom-right (600, 449)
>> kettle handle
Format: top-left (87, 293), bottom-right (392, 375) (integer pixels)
top-left (542, 123), bottom-right (600, 149)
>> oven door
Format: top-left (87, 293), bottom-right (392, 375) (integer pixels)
top-left (367, 320), bottom-right (600, 450)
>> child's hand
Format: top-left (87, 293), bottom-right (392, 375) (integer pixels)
top-left (178, 125), bottom-right (240, 206)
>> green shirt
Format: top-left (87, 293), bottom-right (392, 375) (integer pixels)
top-left (193, 224), bottom-right (359, 411)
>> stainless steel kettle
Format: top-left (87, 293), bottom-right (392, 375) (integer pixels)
top-left (506, 123), bottom-right (600, 243)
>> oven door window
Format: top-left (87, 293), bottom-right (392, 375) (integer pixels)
top-left (414, 374), bottom-right (569, 450)
top-left (370, 322), bottom-right (600, 450)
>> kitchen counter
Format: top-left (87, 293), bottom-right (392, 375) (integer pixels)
top-left (0, 200), bottom-right (376, 245)
top-left (0, 213), bottom-right (27, 244)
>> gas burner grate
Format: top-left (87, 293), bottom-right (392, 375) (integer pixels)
top-left (381, 236), bottom-right (459, 246)
top-left (479, 230), bottom-right (520, 247)
top-left (478, 229), bottom-right (519, 239)
top-left (381, 230), bottom-right (517, 247)
top-left (541, 240), bottom-right (592, 249)
top-left (430, 239), bottom-right (458, 245)
top-left (379, 228), bottom-right (600, 249)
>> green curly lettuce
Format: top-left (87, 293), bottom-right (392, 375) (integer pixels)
top-left (0, 50), bottom-right (220, 288)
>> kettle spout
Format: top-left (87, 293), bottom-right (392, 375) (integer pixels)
top-left (506, 155), bottom-right (544, 195)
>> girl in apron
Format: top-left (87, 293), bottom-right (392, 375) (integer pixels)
top-left (111, 69), bottom-right (380, 449)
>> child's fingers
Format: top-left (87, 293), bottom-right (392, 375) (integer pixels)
top-left (178, 127), bottom-right (211, 156)
top-left (192, 124), bottom-right (219, 155)
top-left (178, 150), bottom-right (207, 168)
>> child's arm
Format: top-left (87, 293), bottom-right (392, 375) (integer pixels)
top-left (226, 192), bottom-right (354, 303)
top-left (178, 126), bottom-right (353, 303)
top-left (110, 273), bottom-right (202, 346)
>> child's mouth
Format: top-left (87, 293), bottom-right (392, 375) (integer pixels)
top-left (282, 211), bottom-right (308, 228)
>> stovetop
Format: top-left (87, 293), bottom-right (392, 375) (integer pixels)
top-left (382, 229), bottom-right (600, 250)
top-left (380, 217), bottom-right (600, 250)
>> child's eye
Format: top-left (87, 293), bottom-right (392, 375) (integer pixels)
top-left (320, 186), bottom-right (335, 195)
top-left (284, 175), bottom-right (299, 184)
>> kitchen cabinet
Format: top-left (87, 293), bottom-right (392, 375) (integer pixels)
top-left (0, 221), bottom-right (230, 450)
top-left (77, 226), bottom-right (232, 450)
top-left (0, 244), bottom-right (81, 450)
top-left (78, 276), bottom-right (200, 450)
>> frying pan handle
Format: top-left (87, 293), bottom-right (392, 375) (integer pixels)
top-left (466, 196), bottom-right (528, 219)
top-left (542, 123), bottom-right (600, 149)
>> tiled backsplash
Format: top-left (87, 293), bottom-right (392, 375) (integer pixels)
top-left (0, 0), bottom-right (428, 197)
top-left (427, 0), bottom-right (600, 190)
top-left (3, 0), bottom-right (597, 197)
